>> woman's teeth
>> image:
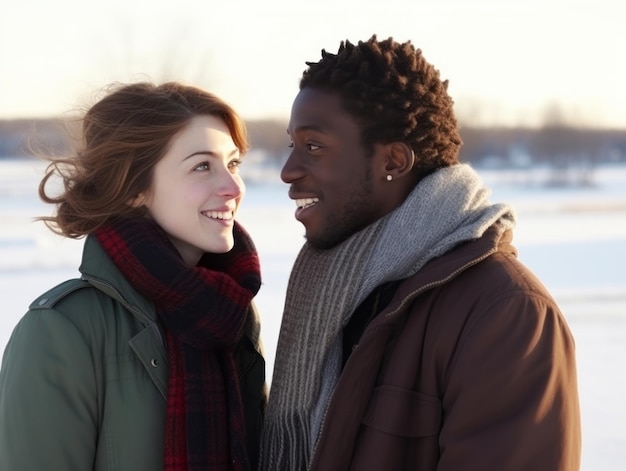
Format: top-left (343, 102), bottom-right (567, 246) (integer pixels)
top-left (205, 211), bottom-right (232, 220)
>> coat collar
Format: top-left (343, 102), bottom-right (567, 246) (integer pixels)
top-left (382, 224), bottom-right (517, 322)
top-left (79, 234), bottom-right (158, 327)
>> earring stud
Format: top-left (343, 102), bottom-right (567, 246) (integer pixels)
top-left (386, 174), bottom-right (393, 181)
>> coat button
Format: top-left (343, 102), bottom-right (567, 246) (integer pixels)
top-left (150, 358), bottom-right (159, 367)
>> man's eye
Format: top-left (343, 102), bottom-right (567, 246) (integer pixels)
top-left (307, 143), bottom-right (321, 151)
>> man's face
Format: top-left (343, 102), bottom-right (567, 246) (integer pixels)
top-left (281, 88), bottom-right (390, 249)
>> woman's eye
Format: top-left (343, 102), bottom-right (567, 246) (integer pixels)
top-left (229, 159), bottom-right (242, 169)
top-left (193, 162), bottom-right (210, 171)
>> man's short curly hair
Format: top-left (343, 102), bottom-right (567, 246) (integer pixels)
top-left (300, 35), bottom-right (462, 172)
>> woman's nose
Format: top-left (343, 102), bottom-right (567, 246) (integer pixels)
top-left (217, 168), bottom-right (244, 198)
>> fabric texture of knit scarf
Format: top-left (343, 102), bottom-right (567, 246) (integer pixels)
top-left (259, 163), bottom-right (516, 471)
top-left (95, 217), bottom-right (261, 471)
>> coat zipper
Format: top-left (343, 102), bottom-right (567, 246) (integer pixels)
top-left (307, 247), bottom-right (497, 470)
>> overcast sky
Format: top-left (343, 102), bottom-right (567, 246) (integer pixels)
top-left (1, 0), bottom-right (624, 128)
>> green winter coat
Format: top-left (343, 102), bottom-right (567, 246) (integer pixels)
top-left (0, 235), bottom-right (266, 471)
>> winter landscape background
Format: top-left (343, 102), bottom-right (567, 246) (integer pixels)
top-left (1, 157), bottom-right (624, 469)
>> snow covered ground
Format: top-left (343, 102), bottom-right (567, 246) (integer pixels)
top-left (1, 157), bottom-right (625, 469)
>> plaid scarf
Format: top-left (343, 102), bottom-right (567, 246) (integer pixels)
top-left (95, 217), bottom-right (261, 471)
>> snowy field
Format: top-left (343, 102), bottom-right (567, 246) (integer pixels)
top-left (1, 157), bottom-right (625, 470)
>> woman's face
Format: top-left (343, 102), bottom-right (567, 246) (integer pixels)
top-left (137, 115), bottom-right (244, 266)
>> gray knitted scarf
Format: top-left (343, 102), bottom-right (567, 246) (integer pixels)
top-left (259, 164), bottom-right (515, 471)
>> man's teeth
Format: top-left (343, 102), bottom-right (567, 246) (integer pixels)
top-left (296, 198), bottom-right (319, 209)
top-left (205, 211), bottom-right (233, 220)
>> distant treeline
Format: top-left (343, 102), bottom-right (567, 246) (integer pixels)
top-left (1, 118), bottom-right (625, 169)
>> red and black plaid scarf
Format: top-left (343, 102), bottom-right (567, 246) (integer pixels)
top-left (95, 217), bottom-right (261, 471)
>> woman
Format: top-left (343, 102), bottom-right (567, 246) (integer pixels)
top-left (0, 82), bottom-right (265, 471)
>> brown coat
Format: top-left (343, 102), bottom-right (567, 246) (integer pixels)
top-left (309, 226), bottom-right (581, 470)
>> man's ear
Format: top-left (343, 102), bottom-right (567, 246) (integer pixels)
top-left (383, 142), bottom-right (415, 179)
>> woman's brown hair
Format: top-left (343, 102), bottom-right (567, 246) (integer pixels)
top-left (38, 81), bottom-right (249, 238)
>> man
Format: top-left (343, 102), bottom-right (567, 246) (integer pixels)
top-left (260, 36), bottom-right (581, 470)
